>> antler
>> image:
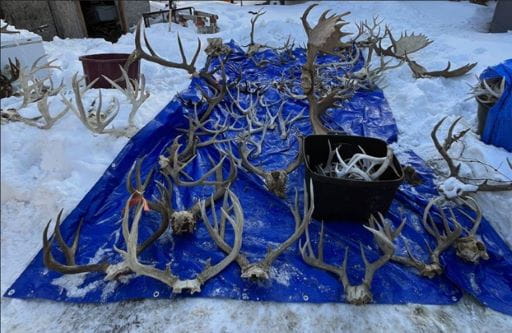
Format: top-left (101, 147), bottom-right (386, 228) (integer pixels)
top-left (300, 4), bottom-right (355, 135)
top-left (102, 66), bottom-right (150, 133)
top-left (406, 55), bottom-right (476, 78)
top-left (239, 134), bottom-right (303, 198)
top-left (300, 212), bottom-right (402, 305)
top-left (202, 181), bottom-right (313, 281)
top-left (43, 210), bottom-right (109, 274)
top-left (376, 27), bottom-right (433, 58)
top-left (105, 192), bottom-right (243, 294)
top-left (391, 196), bottom-right (462, 278)
top-left (470, 77), bottom-right (505, 105)
top-left (317, 141), bottom-right (398, 181)
top-left (127, 20), bottom-right (200, 75)
top-left (61, 74), bottom-right (123, 136)
top-left (157, 150), bottom-right (238, 235)
top-left (431, 117), bottom-right (512, 194)
top-left (451, 196), bottom-right (488, 263)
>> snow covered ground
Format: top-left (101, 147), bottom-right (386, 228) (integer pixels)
top-left (2, 1), bottom-right (512, 331)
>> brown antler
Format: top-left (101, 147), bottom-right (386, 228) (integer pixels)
top-left (301, 4), bottom-right (355, 134)
top-left (43, 210), bottom-right (109, 274)
top-left (376, 27), bottom-right (432, 58)
top-left (300, 212), bottom-right (402, 305)
top-left (406, 55), bottom-right (476, 78)
top-left (431, 117), bottom-right (512, 194)
top-left (238, 134), bottom-right (303, 198)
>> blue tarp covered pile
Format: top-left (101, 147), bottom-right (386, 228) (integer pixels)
top-left (481, 59), bottom-right (512, 152)
top-left (5, 42), bottom-right (512, 315)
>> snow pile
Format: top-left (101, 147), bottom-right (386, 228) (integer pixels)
top-left (0, 19), bottom-right (42, 43)
top-left (2, 1), bottom-right (512, 331)
top-left (438, 177), bottom-right (479, 199)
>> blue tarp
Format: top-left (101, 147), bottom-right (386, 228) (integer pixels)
top-left (5, 42), bottom-right (512, 315)
top-left (481, 59), bottom-right (512, 152)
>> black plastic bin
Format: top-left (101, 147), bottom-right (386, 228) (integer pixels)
top-left (477, 100), bottom-right (492, 135)
top-left (304, 135), bottom-right (404, 222)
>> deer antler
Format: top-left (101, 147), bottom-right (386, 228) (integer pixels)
top-left (102, 66), bottom-right (150, 134)
top-left (300, 212), bottom-right (402, 305)
top-left (316, 141), bottom-right (398, 181)
top-left (202, 180), bottom-right (313, 281)
top-left (61, 74), bottom-right (123, 136)
top-left (105, 191), bottom-right (243, 294)
top-left (43, 210), bottom-right (109, 274)
top-left (391, 196), bottom-right (462, 278)
top-left (238, 134), bottom-right (303, 198)
top-left (431, 117), bottom-right (512, 194)
top-left (470, 77), bottom-right (505, 105)
top-left (451, 196), bottom-right (489, 263)
top-left (157, 150), bottom-right (238, 235)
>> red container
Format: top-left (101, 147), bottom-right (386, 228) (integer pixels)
top-left (79, 53), bottom-right (140, 89)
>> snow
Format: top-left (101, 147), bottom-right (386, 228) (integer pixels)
top-left (0, 19), bottom-right (42, 43)
top-left (2, 0), bottom-right (512, 331)
top-left (439, 177), bottom-right (479, 199)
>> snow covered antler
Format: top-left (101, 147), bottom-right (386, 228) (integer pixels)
top-left (300, 213), bottom-right (403, 305)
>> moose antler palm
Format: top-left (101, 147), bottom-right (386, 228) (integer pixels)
top-left (301, 4), bottom-right (356, 134)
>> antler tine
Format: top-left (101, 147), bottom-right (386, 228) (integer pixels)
top-left (431, 117), bottom-right (462, 178)
top-left (457, 196), bottom-right (482, 236)
top-left (130, 19), bottom-right (200, 75)
top-left (43, 210), bottom-right (109, 274)
top-left (135, 176), bottom-right (174, 254)
top-left (285, 136), bottom-right (304, 173)
top-left (200, 190), bottom-right (251, 270)
top-left (301, 4), bottom-right (318, 35)
top-left (126, 156), bottom-right (154, 196)
top-left (258, 179), bottom-right (313, 271)
top-left (238, 135), bottom-right (267, 178)
top-left (196, 190), bottom-right (244, 285)
top-left (423, 196), bottom-right (463, 255)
